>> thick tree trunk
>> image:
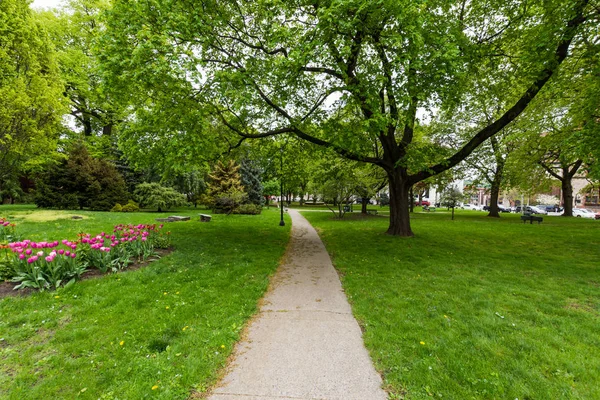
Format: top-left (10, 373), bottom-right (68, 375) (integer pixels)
top-left (102, 123), bottom-right (113, 136)
top-left (562, 178), bottom-right (574, 217)
top-left (488, 187), bottom-right (500, 217)
top-left (487, 169), bottom-right (503, 218)
top-left (361, 198), bottom-right (368, 214)
top-left (409, 186), bottom-right (414, 213)
top-left (487, 137), bottom-right (505, 218)
top-left (387, 169), bottom-right (414, 236)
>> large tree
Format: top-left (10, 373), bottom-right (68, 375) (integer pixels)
top-left (103, 0), bottom-right (594, 236)
top-left (0, 0), bottom-right (66, 202)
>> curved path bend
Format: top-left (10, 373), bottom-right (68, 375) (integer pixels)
top-left (208, 209), bottom-right (387, 400)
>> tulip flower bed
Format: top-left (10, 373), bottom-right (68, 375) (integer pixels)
top-left (0, 206), bottom-right (290, 399)
top-left (0, 217), bottom-right (18, 242)
top-left (3, 223), bottom-right (171, 291)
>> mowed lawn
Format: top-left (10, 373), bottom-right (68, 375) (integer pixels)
top-left (303, 210), bottom-right (600, 400)
top-left (0, 205), bottom-right (290, 399)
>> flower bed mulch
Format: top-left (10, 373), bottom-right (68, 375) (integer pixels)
top-left (0, 248), bottom-right (173, 300)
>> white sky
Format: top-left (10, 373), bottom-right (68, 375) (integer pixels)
top-left (31, 0), bottom-right (65, 9)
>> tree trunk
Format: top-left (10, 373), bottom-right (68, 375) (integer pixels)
top-left (562, 178), bottom-right (574, 217)
top-left (102, 123), bottom-right (113, 136)
top-left (487, 136), bottom-right (505, 218)
top-left (409, 186), bottom-right (414, 213)
top-left (387, 169), bottom-right (414, 236)
top-left (361, 198), bottom-right (368, 214)
top-left (487, 167), bottom-right (503, 218)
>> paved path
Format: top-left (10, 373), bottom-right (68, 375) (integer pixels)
top-left (208, 209), bottom-right (387, 400)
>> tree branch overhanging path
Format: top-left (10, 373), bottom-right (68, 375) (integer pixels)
top-left (104, 0), bottom-right (595, 236)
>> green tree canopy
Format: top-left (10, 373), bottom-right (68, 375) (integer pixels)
top-left (0, 0), bottom-right (66, 201)
top-left (102, 0), bottom-right (595, 235)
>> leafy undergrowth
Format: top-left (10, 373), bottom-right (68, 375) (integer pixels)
top-left (304, 210), bottom-right (600, 400)
top-left (0, 205), bottom-right (290, 399)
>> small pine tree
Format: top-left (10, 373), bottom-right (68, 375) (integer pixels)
top-left (206, 160), bottom-right (246, 214)
top-left (240, 159), bottom-right (264, 206)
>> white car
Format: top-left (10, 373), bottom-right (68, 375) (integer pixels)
top-left (526, 206), bottom-right (547, 215)
top-left (571, 208), bottom-right (596, 219)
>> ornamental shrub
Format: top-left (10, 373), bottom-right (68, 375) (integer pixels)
top-left (235, 203), bottom-right (262, 215)
top-left (111, 203), bottom-right (123, 212)
top-left (134, 183), bottom-right (186, 212)
top-left (121, 200), bottom-right (140, 212)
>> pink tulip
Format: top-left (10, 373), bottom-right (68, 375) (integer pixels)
top-left (65, 251), bottom-right (71, 256)
top-left (19, 254), bottom-right (25, 260)
top-left (27, 257), bottom-right (35, 264)
top-left (58, 249), bottom-right (64, 255)
top-left (45, 256), bottom-right (53, 262)
top-left (37, 251), bottom-right (44, 257)
top-left (25, 249), bottom-right (32, 255)
top-left (71, 253), bottom-right (76, 258)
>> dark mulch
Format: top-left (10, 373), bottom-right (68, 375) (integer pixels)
top-left (0, 248), bottom-right (173, 300)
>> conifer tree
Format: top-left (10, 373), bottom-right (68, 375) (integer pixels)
top-left (240, 159), bottom-right (264, 206)
top-left (206, 160), bottom-right (246, 214)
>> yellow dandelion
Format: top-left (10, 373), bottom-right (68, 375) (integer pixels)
top-left (220, 345), bottom-right (225, 349)
top-left (444, 315), bottom-right (448, 318)
top-left (120, 340), bottom-right (125, 346)
top-left (165, 306), bottom-right (170, 310)
top-left (176, 291), bottom-right (180, 295)
top-left (54, 295), bottom-right (60, 299)
top-left (420, 341), bottom-right (425, 345)
top-left (163, 292), bottom-right (167, 295)
top-left (151, 385), bottom-right (159, 390)
top-left (182, 326), bottom-right (189, 331)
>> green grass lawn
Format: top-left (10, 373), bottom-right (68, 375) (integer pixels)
top-left (303, 210), bottom-right (600, 400)
top-left (0, 205), bottom-right (290, 399)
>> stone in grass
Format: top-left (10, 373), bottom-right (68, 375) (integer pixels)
top-left (168, 216), bottom-right (190, 221)
top-left (71, 216), bottom-right (83, 220)
top-left (155, 216), bottom-right (191, 222)
top-left (199, 214), bottom-right (212, 222)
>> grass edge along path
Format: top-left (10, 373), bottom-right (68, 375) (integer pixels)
top-left (0, 206), bottom-right (290, 399)
top-left (303, 210), bottom-right (600, 400)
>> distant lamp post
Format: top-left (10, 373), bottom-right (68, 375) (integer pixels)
top-left (279, 146), bottom-right (285, 226)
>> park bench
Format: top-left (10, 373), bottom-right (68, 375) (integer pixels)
top-left (367, 209), bottom-right (378, 215)
top-left (521, 214), bottom-right (543, 224)
top-left (199, 214), bottom-right (212, 222)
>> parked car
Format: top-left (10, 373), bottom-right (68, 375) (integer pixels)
top-left (525, 206), bottom-right (547, 215)
top-left (571, 208), bottom-right (597, 219)
top-left (414, 200), bottom-right (431, 206)
top-left (461, 203), bottom-right (479, 210)
top-left (511, 206), bottom-right (522, 213)
top-left (540, 204), bottom-right (561, 212)
top-left (482, 205), bottom-right (510, 212)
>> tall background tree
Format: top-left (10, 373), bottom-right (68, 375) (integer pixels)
top-left (102, 0), bottom-right (595, 236)
top-left (0, 0), bottom-right (66, 203)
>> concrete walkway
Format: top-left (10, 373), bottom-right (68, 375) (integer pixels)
top-left (208, 209), bottom-right (387, 400)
